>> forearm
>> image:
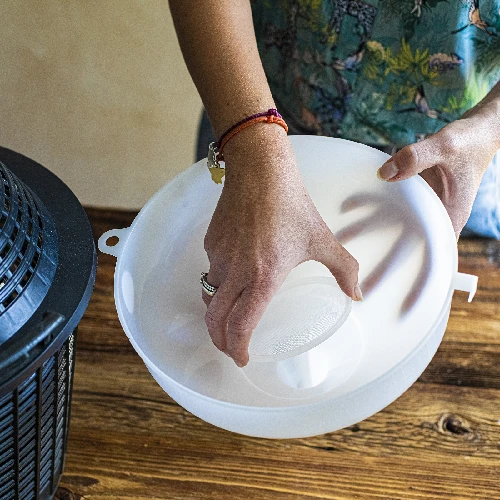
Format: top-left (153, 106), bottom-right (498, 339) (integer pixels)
top-left (169, 0), bottom-right (275, 138)
top-left (462, 80), bottom-right (500, 150)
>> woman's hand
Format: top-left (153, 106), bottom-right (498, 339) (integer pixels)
top-left (203, 125), bottom-right (362, 367)
top-left (377, 114), bottom-right (500, 240)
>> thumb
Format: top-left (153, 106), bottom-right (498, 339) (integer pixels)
top-left (312, 233), bottom-right (362, 302)
top-left (377, 136), bottom-right (442, 182)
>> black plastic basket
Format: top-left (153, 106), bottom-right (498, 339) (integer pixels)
top-left (0, 148), bottom-right (96, 499)
top-left (0, 328), bottom-right (76, 499)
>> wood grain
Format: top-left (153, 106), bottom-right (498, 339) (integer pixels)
top-left (57, 207), bottom-right (500, 500)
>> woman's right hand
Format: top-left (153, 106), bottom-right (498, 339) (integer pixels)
top-left (202, 124), bottom-right (362, 367)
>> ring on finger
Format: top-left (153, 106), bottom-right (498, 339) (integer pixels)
top-left (200, 272), bottom-right (218, 297)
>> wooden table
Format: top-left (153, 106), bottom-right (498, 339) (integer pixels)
top-left (56, 207), bottom-right (500, 500)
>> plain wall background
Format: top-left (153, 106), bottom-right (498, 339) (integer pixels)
top-left (0, 0), bottom-right (202, 210)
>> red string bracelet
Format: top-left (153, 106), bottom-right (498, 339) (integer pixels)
top-left (207, 108), bottom-right (288, 184)
top-left (217, 108), bottom-right (285, 149)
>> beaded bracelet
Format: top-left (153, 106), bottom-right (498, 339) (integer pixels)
top-left (207, 108), bottom-right (288, 184)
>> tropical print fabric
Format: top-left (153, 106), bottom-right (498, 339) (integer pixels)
top-left (251, 0), bottom-right (500, 147)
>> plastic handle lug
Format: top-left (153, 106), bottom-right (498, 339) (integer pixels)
top-left (98, 228), bottom-right (130, 258)
top-left (452, 272), bottom-right (478, 302)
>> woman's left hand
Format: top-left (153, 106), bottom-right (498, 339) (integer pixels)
top-left (377, 114), bottom-right (500, 239)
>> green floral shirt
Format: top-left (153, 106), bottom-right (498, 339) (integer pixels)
top-left (251, 0), bottom-right (500, 147)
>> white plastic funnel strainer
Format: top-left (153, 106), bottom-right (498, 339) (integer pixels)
top-left (248, 276), bottom-right (352, 362)
top-left (98, 136), bottom-right (479, 439)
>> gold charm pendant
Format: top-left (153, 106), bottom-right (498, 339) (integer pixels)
top-left (207, 142), bottom-right (225, 184)
top-left (210, 166), bottom-right (225, 184)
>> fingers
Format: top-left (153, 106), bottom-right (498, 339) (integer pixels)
top-left (205, 234), bottom-right (361, 367)
top-left (377, 133), bottom-right (444, 182)
top-left (225, 283), bottom-right (280, 367)
top-left (203, 271), bottom-right (244, 353)
top-left (311, 231), bottom-right (362, 302)
top-left (203, 270), bottom-right (282, 367)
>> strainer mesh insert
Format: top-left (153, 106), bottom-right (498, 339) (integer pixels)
top-left (248, 280), bottom-right (352, 360)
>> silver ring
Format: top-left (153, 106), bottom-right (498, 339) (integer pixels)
top-left (200, 272), bottom-right (218, 297)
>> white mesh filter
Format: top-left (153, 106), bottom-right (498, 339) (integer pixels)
top-left (248, 277), bottom-right (352, 361)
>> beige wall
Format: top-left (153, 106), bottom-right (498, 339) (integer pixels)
top-left (0, 0), bottom-right (202, 210)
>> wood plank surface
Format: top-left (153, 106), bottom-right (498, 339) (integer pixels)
top-left (56, 207), bottom-right (500, 500)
